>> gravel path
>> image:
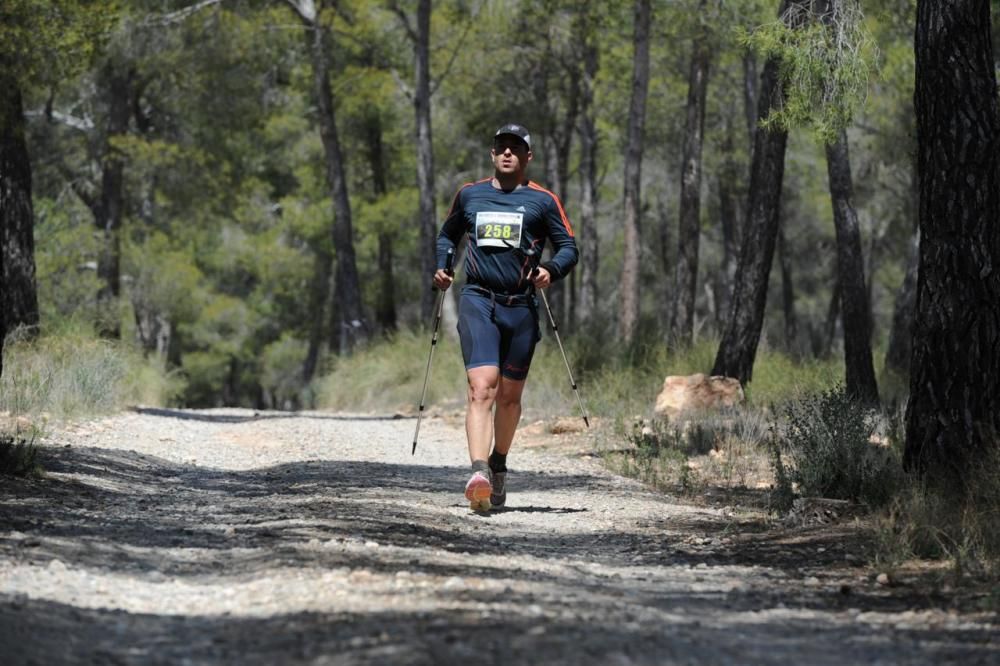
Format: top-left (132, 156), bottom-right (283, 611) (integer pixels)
top-left (0, 408), bottom-right (996, 665)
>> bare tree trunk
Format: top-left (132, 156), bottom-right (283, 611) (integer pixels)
top-left (777, 218), bottom-right (797, 354)
top-left (671, 5), bottom-right (711, 345)
top-left (711, 50), bottom-right (788, 380)
top-left (825, 130), bottom-right (879, 406)
top-left (390, 0), bottom-right (438, 322)
top-left (363, 114), bottom-right (397, 334)
top-left (618, 0), bottom-right (651, 345)
top-left (93, 61), bottom-right (132, 339)
top-left (884, 231), bottom-right (918, 378)
top-left (905, 0), bottom-right (1000, 488)
top-left (0, 71), bottom-right (39, 345)
top-left (710, 46), bottom-right (756, 338)
top-left (712, 0), bottom-right (807, 383)
top-left (413, 0), bottom-right (437, 320)
top-left (656, 196), bottom-right (672, 327)
top-left (822, 279), bottom-right (840, 358)
top-left (301, 248), bottom-right (331, 385)
top-left (576, 20), bottom-right (600, 326)
top-left (714, 122), bottom-right (741, 334)
top-left (294, 2), bottom-right (367, 353)
top-left (538, 77), bottom-right (578, 327)
top-left (743, 53), bottom-right (758, 144)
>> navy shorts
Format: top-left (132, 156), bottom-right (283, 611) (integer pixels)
top-left (457, 285), bottom-right (540, 381)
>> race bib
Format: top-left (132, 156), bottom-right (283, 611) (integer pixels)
top-left (475, 211), bottom-right (523, 248)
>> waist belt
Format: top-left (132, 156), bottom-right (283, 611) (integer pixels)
top-left (464, 284), bottom-right (534, 307)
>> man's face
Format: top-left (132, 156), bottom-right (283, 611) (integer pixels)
top-left (491, 135), bottom-right (532, 176)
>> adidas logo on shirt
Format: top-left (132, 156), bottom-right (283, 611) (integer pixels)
top-left (517, 206), bottom-right (526, 212)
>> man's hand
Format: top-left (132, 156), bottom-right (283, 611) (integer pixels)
top-left (531, 267), bottom-right (552, 289)
top-left (433, 269), bottom-right (454, 291)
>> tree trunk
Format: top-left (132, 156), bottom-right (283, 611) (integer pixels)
top-left (712, 50), bottom-right (789, 380)
top-left (304, 9), bottom-right (367, 353)
top-left (538, 74), bottom-right (577, 328)
top-left (94, 61), bottom-right (132, 339)
top-left (743, 53), bottom-right (758, 145)
top-left (884, 231), bottom-right (919, 378)
top-left (363, 114), bottom-right (397, 334)
top-left (618, 0), bottom-right (651, 345)
top-left (777, 218), bottom-right (797, 354)
top-left (413, 0), bottom-right (437, 320)
top-left (715, 176), bottom-right (737, 335)
top-left (822, 278), bottom-right (840, 358)
top-left (712, 0), bottom-right (810, 383)
top-left (576, 21), bottom-right (600, 326)
top-left (714, 120), bottom-right (742, 336)
top-left (905, 0), bottom-right (1000, 488)
top-left (825, 130), bottom-right (879, 406)
top-left (0, 71), bottom-right (39, 344)
top-left (671, 8), bottom-right (711, 345)
top-left (301, 248), bottom-right (332, 386)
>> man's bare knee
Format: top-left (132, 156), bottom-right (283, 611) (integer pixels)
top-left (495, 392), bottom-right (521, 411)
top-left (467, 380), bottom-right (498, 406)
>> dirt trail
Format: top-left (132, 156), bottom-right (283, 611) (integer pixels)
top-left (0, 408), bottom-right (996, 665)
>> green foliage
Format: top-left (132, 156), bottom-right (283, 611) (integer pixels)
top-left (767, 438), bottom-right (795, 512)
top-left (33, 198), bottom-right (104, 325)
top-left (744, 347), bottom-right (843, 405)
top-left (179, 351), bottom-right (232, 407)
top-left (741, 0), bottom-right (878, 142)
top-left (873, 456), bottom-right (1000, 579)
top-left (125, 232), bottom-right (207, 323)
top-left (313, 327), bottom-right (851, 422)
top-left (316, 330), bottom-right (467, 412)
top-left (260, 334), bottom-right (309, 410)
top-left (773, 384), bottom-right (902, 507)
top-left (630, 417), bottom-right (681, 460)
top-left (0, 0), bottom-right (114, 87)
top-left (15, 0), bottom-right (920, 416)
top-left (607, 416), bottom-right (698, 493)
top-left (0, 327), bottom-right (180, 421)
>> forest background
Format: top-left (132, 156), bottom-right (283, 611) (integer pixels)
top-left (0, 0), bottom-right (996, 420)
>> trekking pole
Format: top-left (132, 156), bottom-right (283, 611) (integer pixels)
top-left (500, 240), bottom-right (590, 428)
top-left (412, 247), bottom-right (455, 455)
top-left (534, 278), bottom-right (590, 428)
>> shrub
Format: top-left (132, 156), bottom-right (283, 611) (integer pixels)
top-left (0, 433), bottom-right (40, 478)
top-left (1, 327), bottom-right (178, 421)
top-left (774, 384), bottom-right (903, 508)
top-left (600, 416), bottom-right (700, 492)
top-left (317, 329), bottom-right (467, 412)
top-left (873, 448), bottom-right (1000, 578)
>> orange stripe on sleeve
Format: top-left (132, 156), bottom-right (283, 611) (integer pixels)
top-left (527, 182), bottom-right (575, 236)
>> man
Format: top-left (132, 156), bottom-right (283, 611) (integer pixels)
top-left (433, 123), bottom-right (579, 511)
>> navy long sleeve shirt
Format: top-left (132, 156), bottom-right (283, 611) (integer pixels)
top-left (436, 178), bottom-right (579, 295)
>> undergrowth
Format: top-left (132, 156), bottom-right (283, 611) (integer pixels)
top-left (1, 325), bottom-right (179, 423)
top-left (0, 432), bottom-right (41, 478)
top-left (317, 327), bottom-right (999, 583)
top-left (771, 384), bottom-right (903, 508)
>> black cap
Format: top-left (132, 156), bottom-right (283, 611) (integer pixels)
top-left (494, 123), bottom-right (531, 150)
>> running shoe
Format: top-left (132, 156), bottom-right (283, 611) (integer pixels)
top-left (490, 469), bottom-right (506, 508)
top-left (464, 470), bottom-right (492, 512)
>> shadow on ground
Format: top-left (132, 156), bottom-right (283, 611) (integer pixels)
top-left (131, 407), bottom-right (412, 424)
top-left (1, 586), bottom-right (995, 666)
top-left (1, 444), bottom-right (997, 665)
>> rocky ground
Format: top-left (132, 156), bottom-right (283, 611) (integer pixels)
top-left (0, 407), bottom-right (996, 665)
